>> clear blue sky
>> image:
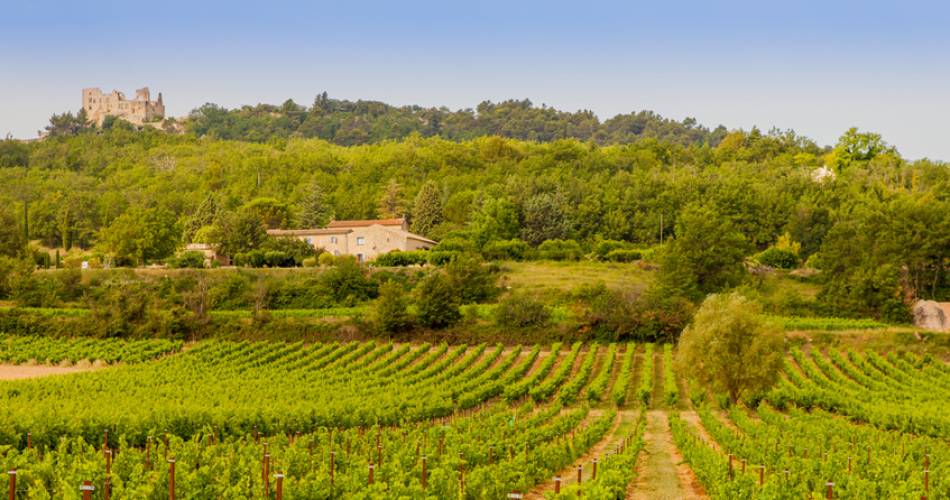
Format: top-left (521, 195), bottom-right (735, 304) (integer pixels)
top-left (2, 0), bottom-right (948, 160)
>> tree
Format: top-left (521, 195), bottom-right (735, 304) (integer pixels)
top-left (98, 207), bottom-right (181, 265)
top-left (377, 179), bottom-right (407, 219)
top-left (296, 181), bottom-right (333, 228)
top-left (184, 194), bottom-right (219, 243)
top-left (215, 210), bottom-right (267, 258)
top-left (0, 209), bottom-right (27, 258)
top-left (242, 198), bottom-right (291, 229)
top-left (828, 127), bottom-right (896, 172)
top-left (520, 192), bottom-right (569, 246)
top-left (676, 292), bottom-right (783, 403)
top-left (374, 281), bottom-right (413, 332)
top-left (414, 272), bottom-right (461, 328)
top-left (411, 181), bottom-right (443, 237)
top-left (656, 203), bottom-right (749, 300)
top-left (45, 109), bottom-right (91, 137)
top-left (469, 196), bottom-right (520, 248)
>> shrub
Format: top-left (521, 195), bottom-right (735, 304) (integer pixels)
top-left (261, 237), bottom-right (317, 266)
top-left (604, 249), bottom-right (641, 262)
top-left (494, 292), bottom-right (550, 328)
top-left (444, 253), bottom-right (498, 303)
top-left (318, 252), bottom-right (336, 267)
top-left (320, 259), bottom-right (376, 305)
top-left (427, 251), bottom-right (459, 266)
top-left (756, 247), bottom-right (799, 269)
top-left (536, 239), bottom-right (583, 261)
top-left (758, 247), bottom-right (797, 269)
top-left (481, 239), bottom-right (529, 261)
top-left (302, 257), bottom-right (318, 267)
top-left (592, 240), bottom-right (630, 260)
top-left (432, 237), bottom-right (476, 253)
top-left (169, 251), bottom-right (206, 269)
top-left (374, 250), bottom-right (428, 267)
top-left (414, 272), bottom-right (461, 328)
top-left (374, 281), bottom-right (413, 332)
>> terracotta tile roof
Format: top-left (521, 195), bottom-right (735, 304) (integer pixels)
top-left (326, 218), bottom-right (406, 228)
top-left (266, 228), bottom-right (352, 236)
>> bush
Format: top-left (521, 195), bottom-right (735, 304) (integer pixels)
top-left (302, 257), bottom-right (318, 267)
top-left (592, 240), bottom-right (630, 260)
top-left (432, 237), bottom-right (476, 253)
top-left (756, 247), bottom-right (799, 269)
top-left (444, 253), bottom-right (498, 303)
top-left (427, 251), bottom-right (459, 266)
top-left (169, 251), bottom-right (206, 269)
top-left (318, 252), bottom-right (337, 267)
top-left (536, 239), bottom-right (583, 261)
top-left (234, 250), bottom-right (296, 268)
top-left (414, 272), bottom-right (461, 328)
top-left (261, 237), bottom-right (317, 266)
top-left (494, 292), bottom-right (550, 328)
top-left (481, 239), bottom-right (529, 261)
top-left (374, 281), bottom-right (413, 332)
top-left (604, 249), bottom-right (642, 262)
top-left (374, 250), bottom-right (429, 267)
top-left (319, 259), bottom-right (376, 306)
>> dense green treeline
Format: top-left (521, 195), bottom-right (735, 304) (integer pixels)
top-left (186, 94), bottom-right (730, 146)
top-left (0, 108), bottom-right (948, 325)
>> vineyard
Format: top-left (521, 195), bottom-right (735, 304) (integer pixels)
top-left (4, 335), bottom-right (950, 499)
top-left (0, 338), bottom-right (652, 498)
top-left (672, 347), bottom-right (950, 498)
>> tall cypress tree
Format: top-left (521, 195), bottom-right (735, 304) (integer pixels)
top-left (296, 180), bottom-right (333, 228)
top-left (411, 181), bottom-right (443, 237)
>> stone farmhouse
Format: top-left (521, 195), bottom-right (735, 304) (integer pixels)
top-left (267, 218), bottom-right (436, 262)
top-left (82, 87), bottom-right (165, 126)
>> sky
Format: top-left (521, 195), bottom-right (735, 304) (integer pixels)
top-left (1, 0), bottom-right (949, 160)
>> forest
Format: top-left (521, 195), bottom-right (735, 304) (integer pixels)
top-left (0, 97), bottom-right (948, 336)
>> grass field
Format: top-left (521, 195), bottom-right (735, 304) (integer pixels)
top-left (499, 260), bottom-right (655, 294)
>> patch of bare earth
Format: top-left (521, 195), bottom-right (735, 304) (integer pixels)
top-left (0, 364), bottom-right (100, 380)
top-left (629, 410), bottom-right (708, 500)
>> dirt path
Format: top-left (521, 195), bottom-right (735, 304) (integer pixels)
top-left (679, 411), bottom-right (722, 453)
top-left (629, 410), bottom-right (708, 499)
top-left (525, 409), bottom-right (637, 498)
top-left (0, 364), bottom-right (100, 380)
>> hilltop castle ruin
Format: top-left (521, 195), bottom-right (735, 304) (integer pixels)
top-left (82, 87), bottom-right (165, 126)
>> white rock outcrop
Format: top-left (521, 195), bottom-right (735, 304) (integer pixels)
top-left (913, 300), bottom-right (950, 332)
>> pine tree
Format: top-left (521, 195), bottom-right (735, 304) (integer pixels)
top-left (411, 181), bottom-right (443, 237)
top-left (184, 194), bottom-right (219, 243)
top-left (377, 179), bottom-right (406, 219)
top-left (296, 181), bottom-right (333, 228)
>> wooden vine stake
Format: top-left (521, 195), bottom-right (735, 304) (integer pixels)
top-left (329, 451), bottom-right (335, 487)
top-left (146, 436), bottom-right (153, 470)
top-left (592, 458), bottom-right (598, 480)
top-left (104, 475), bottom-right (111, 500)
top-left (421, 456), bottom-right (428, 489)
top-left (80, 480), bottom-right (94, 500)
top-left (759, 465), bottom-right (765, 486)
top-left (275, 473), bottom-right (284, 500)
top-left (168, 459), bottom-right (176, 500)
top-left (368, 463), bottom-right (375, 485)
top-left (263, 453), bottom-right (271, 497)
top-left (577, 465), bottom-right (583, 484)
top-left (554, 476), bottom-right (561, 494)
top-left (7, 469), bottom-right (15, 500)
top-left (728, 454), bottom-right (734, 479)
top-left (826, 481), bottom-right (833, 499)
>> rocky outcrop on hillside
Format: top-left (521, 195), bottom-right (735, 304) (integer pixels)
top-left (913, 300), bottom-right (950, 332)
